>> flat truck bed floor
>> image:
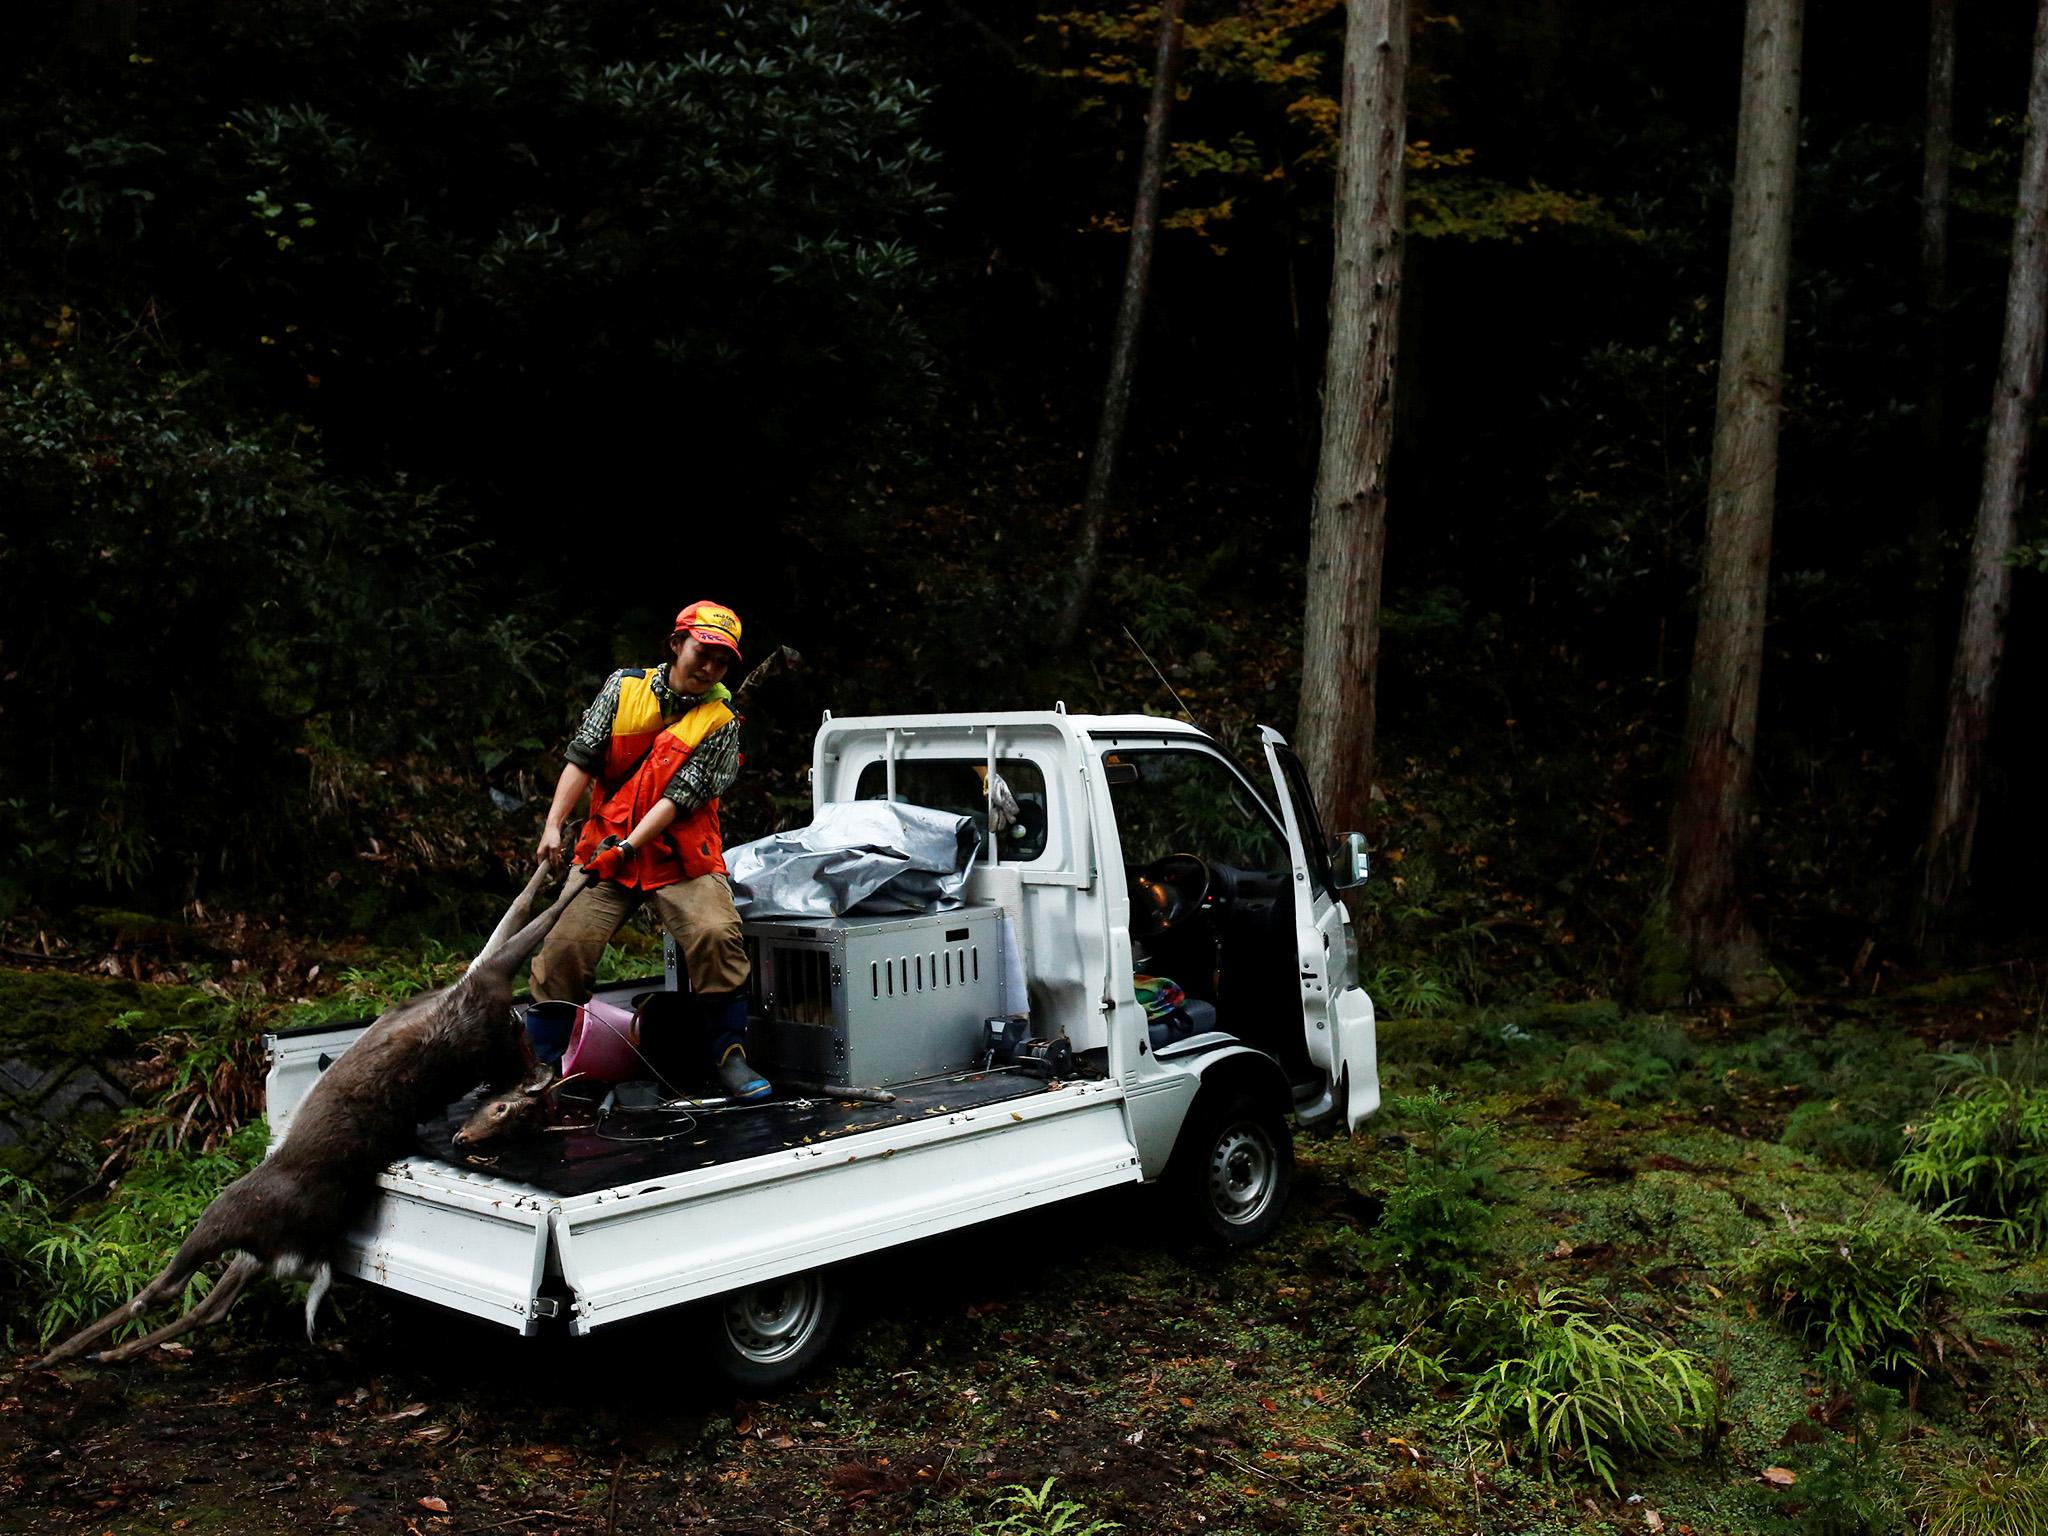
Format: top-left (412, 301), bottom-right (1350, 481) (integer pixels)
top-left (414, 1069), bottom-right (1057, 1196)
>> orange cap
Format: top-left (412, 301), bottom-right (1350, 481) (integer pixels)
top-left (673, 600), bottom-right (743, 660)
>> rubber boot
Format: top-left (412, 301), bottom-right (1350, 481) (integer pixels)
top-left (700, 991), bottom-right (771, 1101)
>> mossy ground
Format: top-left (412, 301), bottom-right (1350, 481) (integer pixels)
top-left (0, 968), bottom-right (201, 1065)
top-left (3, 974), bottom-right (2046, 1534)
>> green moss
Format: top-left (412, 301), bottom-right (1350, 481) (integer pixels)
top-left (1510, 1000), bottom-right (1625, 1035)
top-left (1890, 972), bottom-right (2002, 1004)
top-left (0, 965), bottom-right (203, 1063)
top-left (74, 906), bottom-right (206, 949)
top-left (1568, 1172), bottom-right (1751, 1271)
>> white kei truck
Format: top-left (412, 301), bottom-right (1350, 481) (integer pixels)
top-left (264, 711), bottom-right (1380, 1385)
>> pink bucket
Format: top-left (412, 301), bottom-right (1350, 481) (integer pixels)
top-left (561, 998), bottom-right (643, 1083)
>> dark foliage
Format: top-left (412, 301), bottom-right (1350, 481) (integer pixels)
top-left (0, 0), bottom-right (2042, 956)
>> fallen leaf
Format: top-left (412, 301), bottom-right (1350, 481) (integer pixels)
top-left (1645, 1512), bottom-right (1665, 1532)
top-left (1553, 1240), bottom-right (1575, 1259)
top-left (1761, 1467), bottom-right (1797, 1488)
top-left (417, 1497), bottom-right (449, 1513)
top-left (380, 1402), bottom-right (429, 1422)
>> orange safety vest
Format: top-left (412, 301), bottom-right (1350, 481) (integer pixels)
top-left (573, 672), bottom-right (735, 888)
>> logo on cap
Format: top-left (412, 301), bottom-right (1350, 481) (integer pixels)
top-left (674, 600), bottom-right (743, 659)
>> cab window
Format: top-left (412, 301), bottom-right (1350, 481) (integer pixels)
top-left (853, 757), bottom-right (1051, 862)
top-left (1101, 750), bottom-right (1286, 873)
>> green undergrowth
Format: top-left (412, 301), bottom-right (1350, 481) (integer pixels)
top-left (1270, 1003), bottom-right (2048, 1534)
top-left (8, 958), bottom-right (2048, 1536)
top-left (6, 1119), bottom-right (266, 1349)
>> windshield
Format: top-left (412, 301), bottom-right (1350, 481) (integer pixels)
top-left (1100, 748), bottom-right (1287, 872)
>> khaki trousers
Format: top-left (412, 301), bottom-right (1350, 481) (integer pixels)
top-left (529, 873), bottom-right (749, 1004)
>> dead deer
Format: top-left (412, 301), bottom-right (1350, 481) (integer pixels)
top-left (451, 1063), bottom-right (573, 1148)
top-left (35, 863), bottom-right (591, 1368)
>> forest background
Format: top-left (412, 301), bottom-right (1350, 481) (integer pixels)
top-left (5, 0), bottom-right (2044, 998)
top-left (8, 3), bottom-right (2048, 1532)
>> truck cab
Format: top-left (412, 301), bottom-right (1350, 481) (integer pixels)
top-left (810, 709), bottom-right (1379, 1153)
top-left (264, 710), bottom-right (1378, 1382)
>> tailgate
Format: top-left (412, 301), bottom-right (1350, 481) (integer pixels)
top-left (336, 1161), bottom-right (557, 1335)
top-left (264, 1019), bottom-right (372, 1147)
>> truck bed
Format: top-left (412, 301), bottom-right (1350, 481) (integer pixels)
top-left (271, 977), bottom-right (1145, 1337)
top-left (415, 1068), bottom-right (1057, 1197)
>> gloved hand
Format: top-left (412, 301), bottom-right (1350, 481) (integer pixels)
top-left (584, 837), bottom-right (637, 883)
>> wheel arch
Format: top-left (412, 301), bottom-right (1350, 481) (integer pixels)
top-left (1158, 1046), bottom-right (1292, 1184)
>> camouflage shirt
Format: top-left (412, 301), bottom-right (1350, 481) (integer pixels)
top-left (563, 666), bottom-right (742, 813)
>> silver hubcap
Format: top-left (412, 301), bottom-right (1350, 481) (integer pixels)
top-left (1207, 1123), bottom-right (1278, 1226)
top-left (722, 1276), bottom-right (826, 1365)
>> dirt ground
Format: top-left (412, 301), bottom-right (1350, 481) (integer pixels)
top-left (3, 1186), bottom-right (1359, 1536)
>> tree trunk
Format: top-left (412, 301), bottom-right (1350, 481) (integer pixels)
top-left (1296, 0), bottom-right (1409, 838)
top-left (1905, 0), bottom-right (1957, 767)
top-left (1918, 0), bottom-right (2048, 934)
top-left (1054, 0), bottom-right (1186, 650)
top-left (1656, 0), bottom-right (1802, 1005)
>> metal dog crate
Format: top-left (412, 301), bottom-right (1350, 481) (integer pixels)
top-left (728, 906), bottom-right (1006, 1090)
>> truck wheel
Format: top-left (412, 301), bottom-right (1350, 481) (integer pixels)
top-left (702, 1270), bottom-right (843, 1389)
top-left (1175, 1092), bottom-right (1294, 1247)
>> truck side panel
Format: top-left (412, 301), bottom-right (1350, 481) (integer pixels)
top-left (554, 1082), bottom-right (1138, 1332)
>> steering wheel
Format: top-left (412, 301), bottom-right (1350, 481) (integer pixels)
top-left (1129, 853), bottom-right (1212, 936)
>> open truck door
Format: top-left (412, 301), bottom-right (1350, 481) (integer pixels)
top-left (1259, 726), bottom-right (1379, 1133)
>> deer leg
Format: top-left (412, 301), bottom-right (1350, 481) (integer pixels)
top-left (35, 1240), bottom-right (221, 1367)
top-left (91, 1253), bottom-right (264, 1364)
top-left (472, 862), bottom-right (557, 967)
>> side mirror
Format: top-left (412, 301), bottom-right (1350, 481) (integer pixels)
top-left (1332, 831), bottom-right (1369, 891)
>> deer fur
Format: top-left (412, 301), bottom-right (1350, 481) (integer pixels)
top-left (36, 863), bottom-right (590, 1368)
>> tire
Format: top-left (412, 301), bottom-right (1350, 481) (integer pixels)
top-left (701, 1270), bottom-right (843, 1390)
top-left (1173, 1091), bottom-right (1295, 1247)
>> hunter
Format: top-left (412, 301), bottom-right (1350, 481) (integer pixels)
top-left (532, 600), bottom-right (768, 1100)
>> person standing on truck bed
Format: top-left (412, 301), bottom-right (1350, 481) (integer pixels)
top-left (531, 600), bottom-right (769, 1102)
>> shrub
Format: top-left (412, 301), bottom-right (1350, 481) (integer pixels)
top-left (1907, 1447), bottom-right (2048, 1536)
top-left (1738, 1202), bottom-right (1973, 1381)
top-left (1366, 961), bottom-right (1464, 1019)
top-left (1782, 1098), bottom-right (1904, 1171)
top-left (1366, 1089), bottom-right (1506, 1310)
top-left (1451, 1283), bottom-right (1716, 1492)
top-left (973, 1478), bottom-right (1121, 1536)
top-left (1789, 1383), bottom-right (1905, 1536)
top-left (1896, 1054), bottom-right (2048, 1251)
top-left (26, 1121), bottom-right (267, 1346)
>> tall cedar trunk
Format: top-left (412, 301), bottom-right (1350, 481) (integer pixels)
top-left (1905, 0), bottom-right (1957, 762)
top-left (1918, 0), bottom-right (2048, 932)
top-left (1053, 0), bottom-right (1186, 650)
top-left (1660, 0), bottom-right (1802, 1004)
top-left (1297, 0), bottom-right (1409, 836)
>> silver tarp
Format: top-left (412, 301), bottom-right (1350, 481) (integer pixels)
top-left (727, 801), bottom-right (980, 919)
